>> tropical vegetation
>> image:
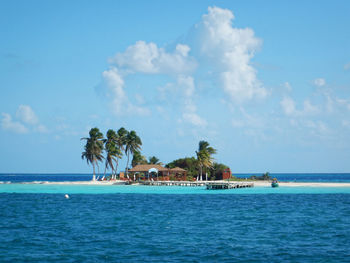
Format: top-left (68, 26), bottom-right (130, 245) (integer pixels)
top-left (81, 127), bottom-right (142, 181)
top-left (124, 130), bottom-right (142, 179)
top-left (81, 128), bottom-right (104, 181)
top-left (81, 127), bottom-right (230, 181)
top-left (196, 140), bottom-right (217, 181)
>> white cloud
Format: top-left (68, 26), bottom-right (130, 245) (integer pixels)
top-left (102, 67), bottom-right (128, 115)
top-left (1, 113), bottom-right (28, 134)
top-left (102, 41), bottom-right (197, 118)
top-left (305, 120), bottom-right (330, 136)
top-left (35, 124), bottom-right (49, 133)
top-left (110, 41), bottom-right (197, 75)
top-left (182, 112), bottom-right (207, 127)
top-left (178, 75), bottom-right (207, 127)
top-left (280, 97), bottom-right (319, 116)
top-left (100, 6), bottom-right (267, 126)
top-left (178, 75), bottom-right (195, 98)
top-left (284, 82), bottom-right (292, 92)
top-left (344, 63), bottom-right (350, 70)
top-left (335, 98), bottom-right (350, 111)
top-left (231, 107), bottom-right (264, 128)
top-left (280, 96), bottom-right (296, 115)
top-left (16, 105), bottom-right (38, 125)
top-left (322, 92), bottom-right (350, 113)
top-left (198, 6), bottom-right (267, 103)
top-left (102, 67), bottom-right (150, 116)
top-left (1, 105), bottom-right (48, 134)
top-left (313, 78), bottom-right (326, 87)
top-left (156, 75), bottom-right (207, 127)
top-left (303, 100), bottom-right (319, 115)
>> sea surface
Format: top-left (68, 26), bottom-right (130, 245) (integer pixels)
top-left (235, 173), bottom-right (350, 182)
top-left (1, 174), bottom-right (350, 262)
top-left (1, 172), bottom-right (350, 183)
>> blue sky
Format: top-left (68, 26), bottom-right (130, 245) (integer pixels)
top-left (1, 0), bottom-right (350, 173)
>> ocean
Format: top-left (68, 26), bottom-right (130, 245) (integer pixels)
top-left (1, 174), bottom-right (350, 262)
top-left (1, 173), bottom-right (350, 183)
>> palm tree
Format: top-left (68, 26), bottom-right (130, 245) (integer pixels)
top-left (196, 150), bottom-right (205, 181)
top-left (196, 141), bottom-right (217, 181)
top-left (81, 127), bottom-right (104, 181)
top-left (103, 129), bottom-right (122, 179)
top-left (132, 150), bottom-right (147, 167)
top-left (148, 156), bottom-right (162, 165)
top-left (114, 127), bottom-right (127, 177)
top-left (125, 130), bottom-right (142, 179)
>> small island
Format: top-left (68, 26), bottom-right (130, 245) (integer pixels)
top-left (81, 127), bottom-right (237, 183)
top-left (74, 127), bottom-right (350, 189)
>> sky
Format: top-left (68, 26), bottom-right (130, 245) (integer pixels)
top-left (1, 0), bottom-right (350, 173)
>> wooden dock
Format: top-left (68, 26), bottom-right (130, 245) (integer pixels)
top-left (142, 181), bottom-right (207, 186)
top-left (206, 182), bottom-right (254, 190)
top-left (141, 180), bottom-right (254, 189)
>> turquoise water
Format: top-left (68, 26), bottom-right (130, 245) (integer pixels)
top-left (2, 183), bottom-right (350, 194)
top-left (1, 193), bottom-right (350, 262)
top-left (1, 176), bottom-right (350, 262)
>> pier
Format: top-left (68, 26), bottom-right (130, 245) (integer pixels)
top-left (140, 180), bottom-right (254, 189)
top-left (206, 182), bottom-right (254, 190)
top-left (142, 181), bottom-right (207, 186)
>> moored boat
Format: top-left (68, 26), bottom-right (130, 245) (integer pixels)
top-left (271, 178), bottom-right (279, 188)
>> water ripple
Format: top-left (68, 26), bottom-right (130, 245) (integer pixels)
top-left (0, 194), bottom-right (350, 262)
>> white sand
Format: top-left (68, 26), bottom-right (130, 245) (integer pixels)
top-left (39, 180), bottom-right (124, 185)
top-left (34, 180), bottom-right (350, 188)
top-left (251, 181), bottom-right (350, 187)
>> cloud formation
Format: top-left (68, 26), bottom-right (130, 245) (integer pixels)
top-left (280, 96), bottom-right (319, 116)
top-left (280, 96), bottom-right (296, 116)
top-left (101, 42), bottom-right (197, 117)
top-left (178, 75), bottom-right (207, 127)
top-left (99, 6), bottom-right (266, 122)
top-left (198, 6), bottom-right (267, 103)
top-left (1, 113), bottom-right (28, 134)
top-left (313, 78), bottom-right (326, 87)
top-left (16, 105), bottom-right (39, 125)
top-left (102, 67), bottom-right (150, 116)
top-left (1, 105), bottom-right (48, 134)
top-left (110, 41), bottom-right (197, 75)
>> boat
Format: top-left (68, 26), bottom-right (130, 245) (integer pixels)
top-left (271, 178), bottom-right (279, 188)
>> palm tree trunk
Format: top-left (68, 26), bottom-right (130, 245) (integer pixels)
top-left (126, 152), bottom-right (130, 179)
top-left (104, 163), bottom-right (107, 178)
top-left (97, 163), bottom-right (100, 178)
top-left (92, 162), bottom-right (96, 181)
top-left (115, 158), bottom-right (119, 179)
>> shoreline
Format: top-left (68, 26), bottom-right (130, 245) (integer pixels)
top-left (1, 180), bottom-right (350, 187)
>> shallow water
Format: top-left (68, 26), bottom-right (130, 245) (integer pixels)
top-left (0, 193), bottom-right (350, 262)
top-left (1, 184), bottom-right (350, 194)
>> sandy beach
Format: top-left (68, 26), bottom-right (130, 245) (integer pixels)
top-left (22, 180), bottom-right (350, 187)
top-left (252, 181), bottom-right (350, 187)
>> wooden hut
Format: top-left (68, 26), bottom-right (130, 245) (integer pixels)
top-left (128, 164), bottom-right (188, 181)
top-left (216, 168), bottom-right (232, 180)
top-left (129, 164), bottom-right (169, 181)
top-left (169, 167), bottom-right (187, 181)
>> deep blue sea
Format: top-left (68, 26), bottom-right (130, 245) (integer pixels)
top-left (1, 174), bottom-right (350, 262)
top-left (235, 173), bottom-right (350, 182)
